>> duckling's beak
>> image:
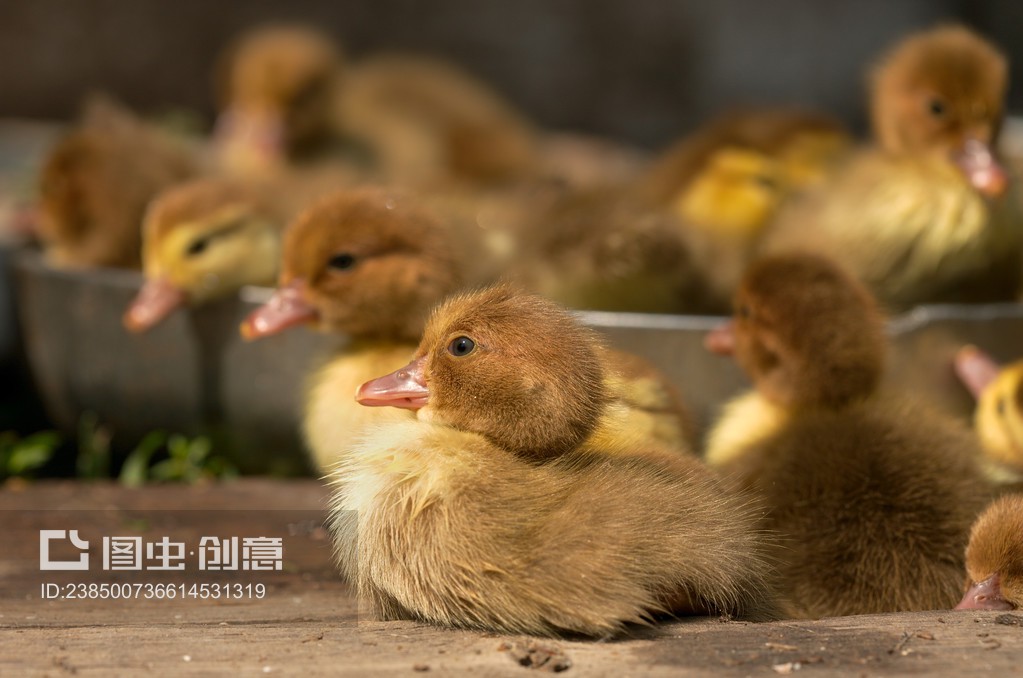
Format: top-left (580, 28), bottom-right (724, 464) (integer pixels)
top-left (356, 357), bottom-right (429, 410)
top-left (955, 573), bottom-right (1014, 610)
top-left (954, 345), bottom-right (1001, 399)
top-left (123, 277), bottom-right (187, 333)
top-left (240, 279), bottom-right (317, 340)
top-left (953, 139), bottom-right (1008, 198)
top-left (704, 321), bottom-right (736, 356)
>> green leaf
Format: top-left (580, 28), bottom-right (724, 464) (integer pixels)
top-left (118, 431), bottom-right (168, 487)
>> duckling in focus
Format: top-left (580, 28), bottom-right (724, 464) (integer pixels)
top-left (330, 286), bottom-right (776, 636)
top-left (957, 493), bottom-right (1023, 610)
top-left (121, 177), bottom-right (295, 332)
top-left (955, 346), bottom-right (1023, 485)
top-left (37, 97), bottom-right (198, 268)
top-left (763, 25), bottom-right (1022, 310)
top-left (705, 253), bottom-right (989, 618)
top-left (214, 25), bottom-right (345, 176)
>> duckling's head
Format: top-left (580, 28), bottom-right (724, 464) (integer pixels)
top-left (123, 178), bottom-right (281, 332)
top-left (706, 253), bottom-right (885, 409)
top-left (955, 346), bottom-right (1023, 475)
top-left (241, 187), bottom-right (462, 342)
top-left (214, 25), bottom-right (341, 170)
top-left (871, 24), bottom-right (1008, 196)
top-left (957, 494), bottom-right (1023, 610)
top-left (357, 286), bottom-right (609, 459)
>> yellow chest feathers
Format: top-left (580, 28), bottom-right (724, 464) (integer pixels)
top-left (704, 391), bottom-right (788, 467)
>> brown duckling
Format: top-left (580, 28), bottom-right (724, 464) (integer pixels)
top-left (330, 286), bottom-right (776, 637)
top-left (509, 185), bottom-right (718, 314)
top-left (955, 346), bottom-right (1023, 485)
top-left (705, 253), bottom-right (989, 618)
top-left (37, 97), bottom-right (198, 269)
top-left (240, 187), bottom-right (467, 472)
top-left (337, 55), bottom-right (538, 186)
top-left (763, 25), bottom-right (1021, 310)
top-left (213, 25), bottom-right (344, 176)
top-left (957, 493), bottom-right (1023, 610)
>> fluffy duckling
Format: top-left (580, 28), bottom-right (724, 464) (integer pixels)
top-left (213, 25), bottom-right (344, 176)
top-left (955, 346), bottom-right (1023, 485)
top-left (957, 493), bottom-right (1023, 610)
top-left (637, 108), bottom-right (850, 210)
top-left (763, 26), bottom-right (1022, 310)
top-left (337, 55), bottom-right (538, 186)
top-left (240, 187), bottom-right (467, 472)
top-left (330, 286), bottom-right (775, 637)
top-left (122, 177), bottom-right (292, 332)
top-left (510, 186), bottom-right (718, 314)
top-left (705, 253), bottom-right (989, 618)
top-left (37, 97), bottom-right (198, 268)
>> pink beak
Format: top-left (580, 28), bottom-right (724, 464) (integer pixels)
top-left (956, 573), bottom-right (1014, 611)
top-left (356, 356), bottom-right (430, 410)
top-left (240, 279), bottom-right (318, 340)
top-left (953, 139), bottom-right (1008, 198)
top-left (704, 321), bottom-right (736, 356)
top-left (123, 277), bottom-right (188, 333)
top-left (954, 345), bottom-right (1002, 400)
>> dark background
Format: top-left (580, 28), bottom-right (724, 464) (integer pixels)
top-left (1, 0), bottom-right (1021, 148)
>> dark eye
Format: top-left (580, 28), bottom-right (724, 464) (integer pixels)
top-left (186, 239), bottom-right (208, 257)
top-left (328, 252), bottom-right (356, 270)
top-left (448, 336), bottom-right (476, 357)
top-left (997, 397), bottom-right (1006, 416)
top-left (737, 305), bottom-right (751, 319)
top-left (928, 98), bottom-right (946, 117)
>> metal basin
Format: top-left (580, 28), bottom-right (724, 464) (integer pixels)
top-left (14, 249), bottom-right (1022, 473)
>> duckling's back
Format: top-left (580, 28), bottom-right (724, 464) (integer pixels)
top-left (723, 395), bottom-right (989, 618)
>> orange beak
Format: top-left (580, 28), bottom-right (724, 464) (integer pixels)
top-left (953, 345), bottom-right (1001, 400)
top-left (240, 279), bottom-right (318, 340)
top-left (704, 320), bottom-right (736, 356)
top-left (956, 573), bottom-right (1014, 611)
top-left (356, 356), bottom-right (430, 410)
top-left (953, 139), bottom-right (1008, 198)
top-left (123, 277), bottom-right (188, 333)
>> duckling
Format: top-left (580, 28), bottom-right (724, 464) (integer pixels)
top-left (338, 55), bottom-right (538, 186)
top-left (240, 187), bottom-right (467, 472)
top-left (36, 97), bottom-right (198, 269)
top-left (122, 177), bottom-right (292, 332)
top-left (510, 185), bottom-right (718, 314)
top-left (213, 25), bottom-right (344, 176)
top-left (637, 108), bottom-right (850, 210)
top-left (954, 346), bottom-right (1023, 485)
top-left (763, 25), bottom-right (1021, 310)
top-left (957, 493), bottom-right (1023, 610)
top-left (705, 253), bottom-right (989, 618)
top-left (330, 286), bottom-right (776, 637)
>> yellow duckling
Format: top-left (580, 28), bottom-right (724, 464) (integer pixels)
top-left (330, 286), bottom-right (776, 637)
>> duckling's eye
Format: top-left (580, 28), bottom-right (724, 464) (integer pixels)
top-left (928, 98), bottom-right (947, 118)
top-left (448, 336), bottom-right (476, 357)
top-left (328, 252), bottom-right (356, 270)
top-left (186, 239), bottom-right (209, 257)
top-left (997, 397), bottom-right (1006, 416)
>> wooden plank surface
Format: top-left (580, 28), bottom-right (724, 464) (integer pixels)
top-left (2, 480), bottom-right (1022, 676)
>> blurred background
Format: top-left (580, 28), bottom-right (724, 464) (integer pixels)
top-left (2, 0), bottom-right (1022, 480)
top-left (2, 0), bottom-right (1022, 146)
